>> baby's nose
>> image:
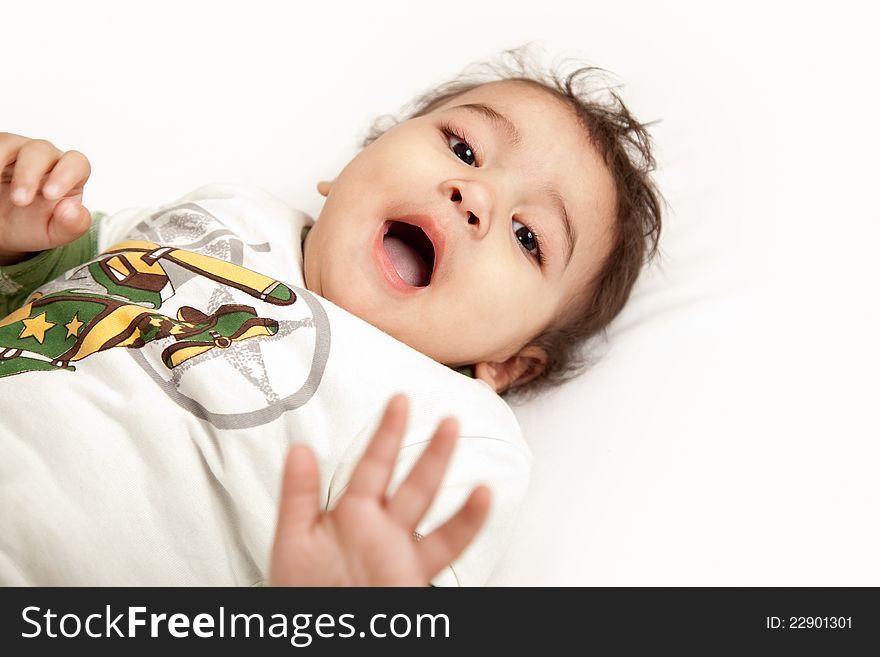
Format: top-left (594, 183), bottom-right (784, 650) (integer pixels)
top-left (450, 187), bottom-right (481, 227)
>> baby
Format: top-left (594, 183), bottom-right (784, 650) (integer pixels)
top-left (0, 50), bottom-right (661, 586)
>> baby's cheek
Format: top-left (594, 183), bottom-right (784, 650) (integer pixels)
top-left (449, 305), bottom-right (520, 361)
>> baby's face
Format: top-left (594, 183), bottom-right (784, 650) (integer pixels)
top-left (303, 80), bottom-right (616, 389)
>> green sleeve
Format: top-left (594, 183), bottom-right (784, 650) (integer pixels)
top-left (0, 211), bottom-right (106, 317)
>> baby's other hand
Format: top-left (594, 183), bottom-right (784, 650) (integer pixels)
top-left (0, 132), bottom-right (92, 266)
top-left (270, 393), bottom-right (491, 586)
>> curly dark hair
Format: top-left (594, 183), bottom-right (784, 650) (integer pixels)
top-left (361, 45), bottom-right (664, 402)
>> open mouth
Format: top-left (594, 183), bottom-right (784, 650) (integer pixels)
top-left (382, 220), bottom-right (436, 287)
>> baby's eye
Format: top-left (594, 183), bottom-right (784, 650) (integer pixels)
top-left (512, 217), bottom-right (542, 262)
top-left (447, 133), bottom-right (477, 167)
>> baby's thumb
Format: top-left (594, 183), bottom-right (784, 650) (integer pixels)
top-left (276, 445), bottom-right (321, 535)
top-left (48, 198), bottom-right (91, 247)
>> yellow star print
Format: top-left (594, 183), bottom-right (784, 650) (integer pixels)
top-left (19, 313), bottom-right (56, 344)
top-left (65, 314), bottom-right (84, 338)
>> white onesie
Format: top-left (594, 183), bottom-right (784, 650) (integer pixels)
top-left (0, 184), bottom-right (530, 586)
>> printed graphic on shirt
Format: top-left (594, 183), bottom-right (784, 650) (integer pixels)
top-left (0, 241), bottom-right (292, 376)
top-left (0, 291), bottom-right (279, 373)
top-left (0, 202), bottom-right (331, 429)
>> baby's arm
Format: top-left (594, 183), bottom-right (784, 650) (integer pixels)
top-left (0, 132), bottom-right (101, 315)
top-left (269, 394), bottom-right (491, 586)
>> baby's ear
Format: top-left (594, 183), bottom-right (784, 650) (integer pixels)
top-left (474, 345), bottom-right (547, 394)
top-left (316, 180), bottom-right (335, 197)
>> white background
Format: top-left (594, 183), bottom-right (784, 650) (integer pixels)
top-left (4, 0), bottom-right (879, 584)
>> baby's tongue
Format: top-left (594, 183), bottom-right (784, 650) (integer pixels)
top-left (383, 235), bottom-right (430, 287)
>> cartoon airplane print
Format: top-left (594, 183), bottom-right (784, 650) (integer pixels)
top-left (0, 239), bottom-right (296, 377)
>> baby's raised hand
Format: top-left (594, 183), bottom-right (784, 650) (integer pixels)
top-left (270, 394), bottom-right (491, 586)
top-left (0, 132), bottom-right (92, 266)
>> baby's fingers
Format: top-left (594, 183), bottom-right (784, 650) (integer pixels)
top-left (275, 445), bottom-right (322, 537)
top-left (8, 139), bottom-right (62, 206)
top-left (417, 486), bottom-right (491, 580)
top-left (386, 417), bottom-right (459, 531)
top-left (48, 197), bottom-right (91, 246)
top-left (42, 150), bottom-right (91, 201)
top-left (346, 394), bottom-right (409, 499)
top-left (0, 133), bottom-right (29, 173)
